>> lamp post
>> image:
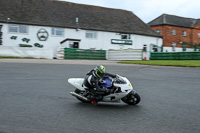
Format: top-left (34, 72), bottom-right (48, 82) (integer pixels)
top-left (0, 25), bottom-right (2, 45)
top-left (76, 17), bottom-right (80, 31)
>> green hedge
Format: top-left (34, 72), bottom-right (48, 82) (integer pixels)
top-left (64, 48), bottom-right (106, 60)
top-left (150, 52), bottom-right (200, 60)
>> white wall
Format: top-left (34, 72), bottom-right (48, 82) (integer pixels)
top-left (163, 47), bottom-right (194, 52)
top-left (1, 23), bottom-right (66, 58)
top-left (0, 46), bottom-right (53, 59)
top-left (1, 23), bottom-right (163, 58)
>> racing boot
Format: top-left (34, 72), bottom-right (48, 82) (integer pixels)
top-left (91, 99), bottom-right (98, 104)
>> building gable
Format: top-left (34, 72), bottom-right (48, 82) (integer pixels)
top-left (148, 14), bottom-right (199, 28)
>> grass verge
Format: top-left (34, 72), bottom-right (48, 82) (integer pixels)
top-left (118, 60), bottom-right (200, 67)
top-left (0, 57), bottom-right (35, 59)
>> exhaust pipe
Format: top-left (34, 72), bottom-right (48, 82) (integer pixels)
top-left (70, 92), bottom-right (89, 102)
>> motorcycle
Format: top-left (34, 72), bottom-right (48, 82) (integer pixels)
top-left (68, 75), bottom-right (140, 105)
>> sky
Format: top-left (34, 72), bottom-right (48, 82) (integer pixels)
top-left (58, 0), bottom-right (199, 23)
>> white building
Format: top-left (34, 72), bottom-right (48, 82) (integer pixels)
top-left (0, 0), bottom-right (162, 59)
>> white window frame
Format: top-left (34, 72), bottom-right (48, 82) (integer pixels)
top-left (121, 34), bottom-right (131, 39)
top-left (51, 28), bottom-right (64, 36)
top-left (85, 31), bottom-right (97, 39)
top-left (182, 31), bottom-right (187, 36)
top-left (198, 32), bottom-right (200, 38)
top-left (8, 24), bottom-right (29, 34)
top-left (155, 29), bottom-right (160, 34)
top-left (172, 29), bottom-right (176, 35)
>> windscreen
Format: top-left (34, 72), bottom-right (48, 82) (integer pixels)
top-left (114, 76), bottom-right (127, 84)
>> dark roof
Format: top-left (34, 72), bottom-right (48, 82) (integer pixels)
top-left (60, 38), bottom-right (81, 44)
top-left (0, 0), bottom-right (161, 37)
top-left (148, 14), bottom-right (200, 28)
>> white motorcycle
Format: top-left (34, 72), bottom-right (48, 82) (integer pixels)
top-left (68, 75), bottom-right (140, 105)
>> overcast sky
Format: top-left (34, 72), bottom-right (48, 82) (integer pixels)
top-left (58, 0), bottom-right (199, 23)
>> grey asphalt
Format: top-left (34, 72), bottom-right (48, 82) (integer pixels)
top-left (0, 60), bottom-right (200, 133)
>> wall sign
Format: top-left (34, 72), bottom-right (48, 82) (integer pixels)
top-left (37, 28), bottom-right (49, 41)
top-left (22, 38), bottom-right (30, 43)
top-left (11, 36), bottom-right (17, 40)
top-left (111, 39), bottom-right (132, 45)
top-left (34, 43), bottom-right (43, 48)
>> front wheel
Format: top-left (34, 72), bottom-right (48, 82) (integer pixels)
top-left (121, 91), bottom-right (140, 105)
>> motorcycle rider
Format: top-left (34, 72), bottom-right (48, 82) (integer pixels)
top-left (83, 65), bottom-right (116, 104)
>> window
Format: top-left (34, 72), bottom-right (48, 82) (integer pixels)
top-left (86, 31), bottom-right (97, 39)
top-left (182, 44), bottom-right (186, 51)
top-left (52, 28), bottom-right (64, 36)
top-left (121, 34), bottom-right (131, 39)
top-left (172, 42), bottom-right (176, 51)
top-left (143, 44), bottom-right (147, 52)
top-left (152, 45), bottom-right (158, 52)
top-left (8, 24), bottom-right (28, 34)
top-left (9, 25), bottom-right (18, 33)
top-left (155, 29), bottom-right (160, 34)
top-left (198, 32), bottom-right (200, 38)
top-left (172, 29), bottom-right (176, 35)
top-left (182, 31), bottom-right (187, 36)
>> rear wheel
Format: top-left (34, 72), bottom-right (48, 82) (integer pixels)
top-left (75, 89), bottom-right (91, 103)
top-left (121, 91), bottom-right (140, 105)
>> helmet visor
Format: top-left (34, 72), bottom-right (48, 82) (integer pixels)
top-left (96, 70), bottom-right (105, 78)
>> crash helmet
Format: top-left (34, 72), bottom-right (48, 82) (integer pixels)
top-left (95, 65), bottom-right (106, 79)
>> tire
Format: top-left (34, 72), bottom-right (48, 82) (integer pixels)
top-left (75, 89), bottom-right (91, 103)
top-left (121, 91), bottom-right (140, 105)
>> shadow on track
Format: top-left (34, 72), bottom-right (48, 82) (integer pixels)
top-left (72, 101), bottom-right (142, 111)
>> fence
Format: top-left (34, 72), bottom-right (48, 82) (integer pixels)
top-left (150, 52), bottom-right (200, 60)
top-left (57, 47), bottom-right (64, 59)
top-left (107, 49), bottom-right (143, 60)
top-left (64, 48), bottom-right (106, 60)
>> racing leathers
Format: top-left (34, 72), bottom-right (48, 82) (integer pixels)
top-left (83, 69), bottom-right (116, 101)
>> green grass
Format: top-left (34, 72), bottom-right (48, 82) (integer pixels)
top-left (118, 60), bottom-right (200, 67)
top-left (0, 57), bottom-right (35, 59)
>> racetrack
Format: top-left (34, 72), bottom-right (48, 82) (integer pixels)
top-left (0, 60), bottom-right (200, 133)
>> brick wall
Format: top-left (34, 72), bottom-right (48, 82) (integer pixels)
top-left (151, 25), bottom-right (200, 48)
top-left (193, 24), bottom-right (200, 44)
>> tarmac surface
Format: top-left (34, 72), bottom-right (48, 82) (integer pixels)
top-left (0, 59), bottom-right (200, 133)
